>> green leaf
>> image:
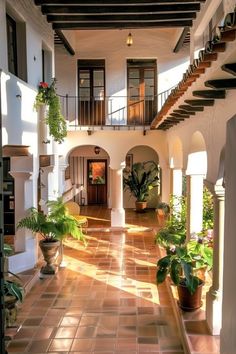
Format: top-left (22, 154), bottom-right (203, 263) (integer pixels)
top-left (156, 268), bottom-right (168, 284)
top-left (170, 259), bottom-right (180, 285)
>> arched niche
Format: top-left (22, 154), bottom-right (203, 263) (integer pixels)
top-left (124, 145), bottom-right (160, 208)
top-left (186, 131), bottom-right (207, 175)
top-left (65, 144), bottom-right (110, 206)
top-left (169, 137), bottom-right (183, 169)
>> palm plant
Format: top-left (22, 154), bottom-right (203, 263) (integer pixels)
top-left (123, 160), bottom-right (160, 202)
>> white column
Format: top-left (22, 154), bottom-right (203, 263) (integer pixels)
top-left (221, 117), bottom-right (236, 354)
top-left (172, 169), bottom-right (183, 197)
top-left (9, 172), bottom-right (32, 252)
top-left (186, 174), bottom-right (204, 240)
top-left (206, 185), bottom-right (224, 335)
top-left (58, 163), bottom-right (68, 196)
top-left (111, 167), bottom-right (125, 227)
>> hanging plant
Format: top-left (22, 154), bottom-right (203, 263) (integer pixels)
top-left (34, 78), bottom-right (67, 143)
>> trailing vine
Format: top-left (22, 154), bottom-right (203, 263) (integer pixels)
top-left (34, 79), bottom-right (67, 143)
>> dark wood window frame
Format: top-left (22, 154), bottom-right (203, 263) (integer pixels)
top-left (6, 14), bottom-right (18, 76)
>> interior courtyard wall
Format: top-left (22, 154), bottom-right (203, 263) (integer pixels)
top-left (55, 29), bottom-right (190, 101)
top-left (59, 130), bottom-right (170, 206)
top-left (166, 90), bottom-right (236, 184)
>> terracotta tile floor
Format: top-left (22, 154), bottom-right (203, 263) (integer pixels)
top-left (6, 208), bottom-right (184, 353)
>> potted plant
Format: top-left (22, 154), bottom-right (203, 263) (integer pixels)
top-left (156, 238), bottom-right (213, 311)
top-left (17, 197), bottom-right (85, 275)
top-left (3, 244), bottom-right (24, 327)
top-left (34, 78), bottom-right (67, 143)
top-left (156, 201), bottom-right (170, 226)
top-left (155, 195), bottom-right (186, 252)
top-left (123, 160), bottom-right (160, 212)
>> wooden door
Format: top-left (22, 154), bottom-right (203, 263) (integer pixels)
top-left (127, 61), bottom-right (156, 125)
top-left (87, 160), bottom-right (107, 205)
top-left (78, 65), bottom-right (105, 125)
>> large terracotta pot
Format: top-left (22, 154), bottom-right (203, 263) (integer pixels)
top-left (39, 239), bottom-right (60, 274)
top-left (177, 279), bottom-right (203, 311)
top-left (135, 201), bottom-right (147, 212)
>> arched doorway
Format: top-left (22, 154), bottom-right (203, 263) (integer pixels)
top-left (67, 145), bottom-right (110, 205)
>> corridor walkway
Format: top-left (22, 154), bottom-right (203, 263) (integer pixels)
top-left (6, 209), bottom-right (184, 353)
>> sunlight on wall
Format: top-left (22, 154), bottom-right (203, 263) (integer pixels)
top-left (186, 151), bottom-right (207, 175)
top-left (158, 59), bottom-right (189, 93)
top-left (17, 81), bottom-right (37, 123)
top-left (22, 132), bottom-right (38, 155)
top-left (2, 127), bottom-right (8, 146)
top-left (1, 71), bottom-right (10, 116)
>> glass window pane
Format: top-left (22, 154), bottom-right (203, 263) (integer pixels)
top-left (129, 69), bottom-right (140, 79)
top-left (80, 70), bottom-right (90, 79)
top-left (79, 78), bottom-right (90, 88)
top-left (88, 162), bottom-right (106, 185)
top-left (93, 87), bottom-right (104, 100)
top-left (129, 78), bottom-right (139, 89)
top-left (144, 78), bottom-right (154, 87)
top-left (79, 88), bottom-right (90, 100)
top-left (129, 88), bottom-right (140, 100)
top-left (93, 70), bottom-right (104, 87)
top-left (144, 69), bottom-right (154, 79)
top-left (145, 86), bottom-right (154, 98)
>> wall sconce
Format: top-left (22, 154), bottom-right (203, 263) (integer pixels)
top-left (94, 146), bottom-right (101, 155)
top-left (126, 32), bottom-right (133, 47)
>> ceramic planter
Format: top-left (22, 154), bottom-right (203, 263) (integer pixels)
top-left (39, 239), bottom-right (60, 274)
top-left (135, 201), bottom-right (147, 212)
top-left (177, 279), bottom-right (204, 311)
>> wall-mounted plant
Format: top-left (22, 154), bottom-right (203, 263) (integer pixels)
top-left (34, 79), bottom-right (67, 143)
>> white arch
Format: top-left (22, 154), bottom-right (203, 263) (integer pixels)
top-left (186, 131), bottom-right (207, 175)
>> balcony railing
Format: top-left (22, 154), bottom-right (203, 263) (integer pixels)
top-left (58, 86), bottom-right (176, 129)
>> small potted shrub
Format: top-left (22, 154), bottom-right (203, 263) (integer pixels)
top-left (123, 160), bottom-right (160, 212)
top-left (155, 195), bottom-right (186, 252)
top-left (156, 238), bottom-right (213, 311)
top-left (156, 201), bottom-right (170, 226)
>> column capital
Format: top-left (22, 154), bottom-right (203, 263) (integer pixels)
top-left (214, 181), bottom-right (225, 198)
top-left (9, 171), bottom-right (33, 180)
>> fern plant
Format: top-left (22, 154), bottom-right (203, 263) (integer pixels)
top-left (17, 197), bottom-right (85, 243)
top-left (34, 79), bottom-right (67, 143)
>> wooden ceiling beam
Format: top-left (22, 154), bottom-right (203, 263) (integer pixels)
top-left (173, 26), bottom-right (189, 53)
top-left (221, 63), bottom-right (236, 76)
top-left (192, 90), bottom-right (226, 99)
top-left (184, 99), bottom-right (215, 106)
top-left (179, 104), bottom-right (204, 112)
top-left (54, 29), bottom-right (75, 55)
top-left (36, 0), bottom-right (203, 5)
top-left (41, 3), bottom-right (201, 15)
top-left (174, 109), bottom-right (195, 115)
top-left (205, 79), bottom-right (236, 89)
top-left (47, 13), bottom-right (197, 23)
top-left (52, 20), bottom-right (193, 29)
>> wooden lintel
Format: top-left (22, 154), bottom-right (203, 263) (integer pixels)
top-left (205, 79), bottom-right (236, 90)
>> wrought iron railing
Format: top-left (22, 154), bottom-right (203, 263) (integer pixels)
top-left (58, 86), bottom-right (176, 129)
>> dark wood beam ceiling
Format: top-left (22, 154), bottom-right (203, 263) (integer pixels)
top-left (34, 0), bottom-right (204, 30)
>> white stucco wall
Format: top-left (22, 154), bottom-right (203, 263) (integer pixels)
top-left (57, 130), bottom-right (170, 204)
top-left (55, 28), bottom-right (189, 100)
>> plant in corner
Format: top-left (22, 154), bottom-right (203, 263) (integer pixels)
top-left (156, 238), bottom-right (213, 311)
top-left (34, 78), bottom-right (67, 143)
top-left (155, 195), bottom-right (187, 252)
top-left (123, 160), bottom-right (160, 212)
top-left (17, 197), bottom-right (85, 275)
top-left (3, 244), bottom-right (24, 327)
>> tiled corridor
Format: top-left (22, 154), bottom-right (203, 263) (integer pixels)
top-left (6, 208), bottom-right (184, 353)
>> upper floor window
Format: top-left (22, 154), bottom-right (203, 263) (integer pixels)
top-left (6, 14), bottom-right (18, 76)
top-left (6, 12), bottom-right (27, 81)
